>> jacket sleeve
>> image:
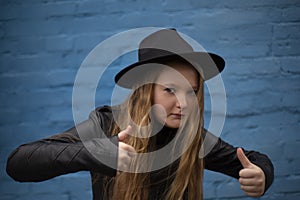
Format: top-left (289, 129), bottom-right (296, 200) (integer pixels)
top-left (6, 107), bottom-right (118, 182)
top-left (203, 130), bottom-right (274, 193)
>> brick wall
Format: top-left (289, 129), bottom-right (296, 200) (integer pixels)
top-left (1, 0), bottom-right (299, 199)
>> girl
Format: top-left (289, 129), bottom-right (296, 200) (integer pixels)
top-left (6, 28), bottom-right (273, 200)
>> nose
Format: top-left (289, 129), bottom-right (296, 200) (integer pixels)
top-left (176, 94), bottom-right (188, 110)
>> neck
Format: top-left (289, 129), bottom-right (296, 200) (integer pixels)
top-left (153, 125), bottom-right (177, 148)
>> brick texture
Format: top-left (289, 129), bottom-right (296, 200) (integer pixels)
top-left (1, 0), bottom-right (299, 199)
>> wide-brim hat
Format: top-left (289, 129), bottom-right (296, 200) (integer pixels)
top-left (115, 28), bottom-right (225, 88)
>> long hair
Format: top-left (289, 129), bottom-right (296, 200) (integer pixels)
top-left (105, 64), bottom-right (205, 200)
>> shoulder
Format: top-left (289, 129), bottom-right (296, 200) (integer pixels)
top-left (92, 105), bottom-right (113, 123)
top-left (93, 105), bottom-right (121, 120)
top-left (95, 105), bottom-right (113, 116)
top-left (92, 105), bottom-right (121, 132)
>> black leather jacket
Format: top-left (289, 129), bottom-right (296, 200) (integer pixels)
top-left (6, 106), bottom-right (274, 199)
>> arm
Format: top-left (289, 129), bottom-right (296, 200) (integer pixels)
top-left (6, 107), bottom-right (118, 182)
top-left (203, 130), bottom-right (274, 195)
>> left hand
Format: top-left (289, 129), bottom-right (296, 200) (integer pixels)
top-left (237, 147), bottom-right (266, 197)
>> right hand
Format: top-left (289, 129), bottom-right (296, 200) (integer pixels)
top-left (237, 148), bottom-right (265, 197)
top-left (117, 125), bottom-right (136, 173)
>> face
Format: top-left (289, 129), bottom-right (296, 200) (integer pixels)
top-left (152, 62), bottom-right (199, 128)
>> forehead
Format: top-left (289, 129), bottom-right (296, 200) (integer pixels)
top-left (155, 62), bottom-right (199, 87)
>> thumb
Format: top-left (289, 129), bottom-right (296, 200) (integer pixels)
top-left (237, 147), bottom-right (252, 168)
top-left (118, 125), bottom-right (132, 141)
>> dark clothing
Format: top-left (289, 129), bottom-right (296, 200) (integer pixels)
top-left (6, 106), bottom-right (274, 199)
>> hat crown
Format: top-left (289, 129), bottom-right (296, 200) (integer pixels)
top-left (114, 28), bottom-right (225, 88)
top-left (138, 29), bottom-right (194, 61)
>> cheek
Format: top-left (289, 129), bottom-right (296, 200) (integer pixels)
top-left (153, 95), bottom-right (174, 112)
top-left (187, 96), bottom-right (198, 108)
top-left (151, 104), bottom-right (167, 123)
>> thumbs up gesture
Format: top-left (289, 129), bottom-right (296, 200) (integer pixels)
top-left (117, 125), bottom-right (136, 173)
top-left (237, 148), bottom-right (266, 197)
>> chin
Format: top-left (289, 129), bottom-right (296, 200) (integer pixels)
top-left (165, 122), bottom-right (180, 129)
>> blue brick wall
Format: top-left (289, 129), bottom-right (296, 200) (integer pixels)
top-left (1, 0), bottom-right (299, 199)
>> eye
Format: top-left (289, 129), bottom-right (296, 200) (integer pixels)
top-left (187, 90), bottom-right (198, 96)
top-left (164, 88), bottom-right (176, 94)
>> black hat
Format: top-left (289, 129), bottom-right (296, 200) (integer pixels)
top-left (114, 28), bottom-right (225, 88)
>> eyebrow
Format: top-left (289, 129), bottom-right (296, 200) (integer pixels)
top-left (162, 83), bottom-right (199, 90)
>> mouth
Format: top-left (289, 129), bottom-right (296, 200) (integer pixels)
top-left (170, 113), bottom-right (184, 119)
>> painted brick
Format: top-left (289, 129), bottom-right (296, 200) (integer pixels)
top-left (1, 0), bottom-right (299, 199)
top-left (272, 39), bottom-right (300, 57)
top-left (190, 0), bottom-right (300, 9)
top-left (273, 24), bottom-right (300, 40)
top-left (45, 35), bottom-right (74, 52)
top-left (216, 180), bottom-right (244, 198)
top-left (274, 161), bottom-right (293, 177)
top-left (279, 57), bottom-right (300, 75)
top-left (0, 54), bottom-right (77, 73)
top-left (226, 93), bottom-right (282, 116)
top-left (0, 70), bottom-right (76, 92)
top-left (0, 180), bottom-right (31, 195)
top-left (11, 37), bottom-right (47, 55)
top-left (273, 177), bottom-right (300, 193)
top-left (16, 193), bottom-right (69, 200)
top-left (4, 20), bottom-right (63, 37)
top-left (203, 182), bottom-right (216, 199)
top-left (225, 58), bottom-right (281, 78)
top-left (120, 12), bottom-right (173, 29)
top-left (204, 170), bottom-right (232, 182)
top-left (73, 33), bottom-right (108, 53)
top-left (0, 4), bottom-right (20, 20)
top-left (0, 89), bottom-right (72, 110)
top-left (70, 16), bottom-right (121, 34)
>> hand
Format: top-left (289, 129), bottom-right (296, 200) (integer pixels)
top-left (117, 125), bottom-right (136, 173)
top-left (237, 147), bottom-right (266, 197)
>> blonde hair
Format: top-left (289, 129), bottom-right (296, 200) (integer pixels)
top-left (105, 63), bottom-right (205, 200)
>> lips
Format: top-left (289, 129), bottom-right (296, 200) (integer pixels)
top-left (170, 113), bottom-right (184, 119)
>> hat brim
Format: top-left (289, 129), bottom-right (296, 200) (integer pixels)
top-left (115, 52), bottom-right (225, 88)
